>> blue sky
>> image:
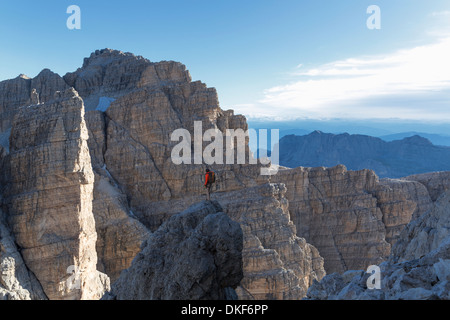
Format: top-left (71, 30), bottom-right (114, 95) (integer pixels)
top-left (1, 0), bottom-right (449, 123)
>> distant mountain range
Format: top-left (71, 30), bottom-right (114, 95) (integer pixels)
top-left (247, 119), bottom-right (450, 140)
top-left (275, 130), bottom-right (450, 147)
top-left (247, 123), bottom-right (450, 156)
top-left (278, 131), bottom-right (450, 178)
top-left (380, 132), bottom-right (450, 147)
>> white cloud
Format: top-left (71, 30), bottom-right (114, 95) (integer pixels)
top-left (252, 37), bottom-right (450, 121)
top-left (430, 10), bottom-right (450, 17)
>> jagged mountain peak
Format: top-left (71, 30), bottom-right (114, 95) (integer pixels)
top-left (81, 48), bottom-right (148, 68)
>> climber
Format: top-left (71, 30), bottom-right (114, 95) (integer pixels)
top-left (204, 168), bottom-right (215, 201)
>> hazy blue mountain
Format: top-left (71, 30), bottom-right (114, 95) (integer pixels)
top-left (278, 131), bottom-right (450, 178)
top-left (248, 128), bottom-right (309, 154)
top-left (380, 132), bottom-right (450, 147)
top-left (248, 118), bottom-right (450, 138)
top-left (280, 129), bottom-right (310, 137)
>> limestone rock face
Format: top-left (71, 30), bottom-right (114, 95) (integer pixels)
top-left (305, 190), bottom-right (450, 300)
top-left (105, 201), bottom-right (243, 300)
top-left (0, 70), bottom-right (68, 133)
top-left (92, 170), bottom-right (149, 282)
top-left (0, 75), bottom-right (33, 133)
top-left (278, 131), bottom-right (450, 178)
top-left (84, 110), bottom-right (149, 282)
top-left (0, 145), bottom-right (9, 186)
top-left (0, 211), bottom-right (47, 300)
top-left (63, 49), bottom-right (191, 111)
top-left (74, 50), bottom-right (324, 299)
top-left (100, 75), bottom-right (260, 228)
top-left (390, 190), bottom-right (450, 263)
top-left (272, 166), bottom-right (390, 274)
top-left (0, 49), bottom-right (323, 300)
top-left (30, 69), bottom-right (70, 105)
top-left (402, 172), bottom-right (450, 202)
top-left (72, 50), bottom-right (260, 226)
top-left (7, 49), bottom-right (447, 300)
top-left (374, 178), bottom-right (433, 245)
top-left (272, 165), bottom-right (436, 274)
top-left (217, 183), bottom-right (325, 300)
top-left (85, 111), bottom-right (107, 169)
top-left (4, 88), bottom-right (109, 300)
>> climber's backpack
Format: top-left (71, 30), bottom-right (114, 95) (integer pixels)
top-left (208, 171), bottom-right (216, 184)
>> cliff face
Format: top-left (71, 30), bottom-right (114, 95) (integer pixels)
top-left (390, 190), bottom-right (450, 264)
top-left (106, 201), bottom-right (243, 300)
top-left (272, 165), bottom-right (439, 274)
top-left (218, 184), bottom-right (325, 300)
top-left (63, 49), bottom-right (192, 112)
top-left (3, 88), bottom-right (109, 300)
top-left (0, 49), bottom-right (324, 300)
top-left (0, 70), bottom-right (69, 132)
top-left (273, 166), bottom-right (389, 274)
top-left (401, 171), bottom-right (450, 202)
top-left (306, 190), bottom-right (450, 300)
top-left (1, 209), bottom-right (47, 300)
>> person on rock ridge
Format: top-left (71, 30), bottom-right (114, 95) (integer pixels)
top-left (204, 168), bottom-right (215, 201)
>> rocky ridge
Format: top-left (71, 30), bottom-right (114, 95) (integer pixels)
top-left (1, 208), bottom-right (47, 300)
top-left (0, 49), bottom-right (324, 300)
top-left (305, 190), bottom-right (450, 300)
top-left (0, 49), bottom-right (449, 300)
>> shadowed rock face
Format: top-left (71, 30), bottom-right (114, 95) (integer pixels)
top-left (105, 201), bottom-right (244, 300)
top-left (63, 49), bottom-right (192, 112)
top-left (91, 171), bottom-right (149, 283)
top-left (1, 49), bottom-right (448, 300)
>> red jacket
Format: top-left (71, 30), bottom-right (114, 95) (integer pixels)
top-left (205, 173), bottom-right (210, 186)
